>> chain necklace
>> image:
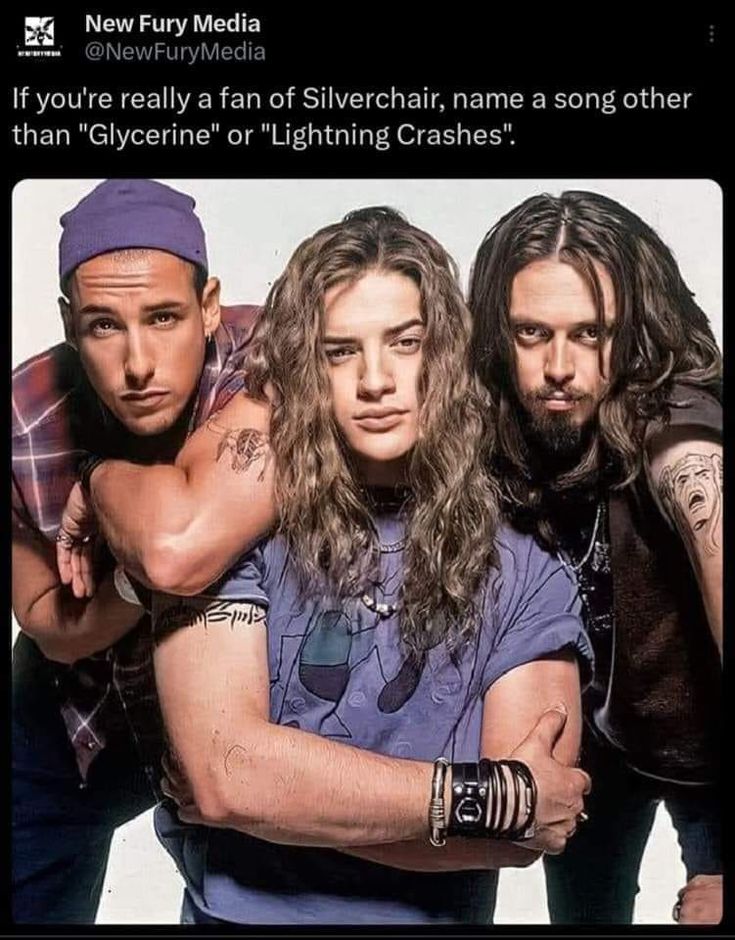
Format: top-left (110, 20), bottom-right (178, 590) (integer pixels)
top-left (559, 501), bottom-right (603, 574)
top-left (359, 486), bottom-right (410, 617)
top-left (360, 593), bottom-right (398, 618)
top-left (360, 541), bottom-right (402, 618)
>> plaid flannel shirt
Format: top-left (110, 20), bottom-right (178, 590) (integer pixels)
top-left (12, 304), bottom-right (260, 782)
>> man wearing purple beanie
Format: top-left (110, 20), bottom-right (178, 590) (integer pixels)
top-left (12, 179), bottom-right (276, 923)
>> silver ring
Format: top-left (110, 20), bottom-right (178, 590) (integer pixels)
top-left (577, 811), bottom-right (589, 823)
top-left (55, 530), bottom-right (76, 548)
top-left (672, 899), bottom-right (682, 922)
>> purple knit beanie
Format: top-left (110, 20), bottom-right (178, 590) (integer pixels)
top-left (59, 179), bottom-right (208, 289)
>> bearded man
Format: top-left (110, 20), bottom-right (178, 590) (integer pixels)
top-left (468, 190), bottom-right (722, 925)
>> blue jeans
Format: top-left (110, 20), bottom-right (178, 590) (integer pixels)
top-left (12, 634), bottom-right (158, 924)
top-left (543, 731), bottom-right (720, 924)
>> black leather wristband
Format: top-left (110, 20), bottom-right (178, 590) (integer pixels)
top-left (487, 760), bottom-right (501, 834)
top-left (447, 762), bottom-right (489, 837)
top-left (446, 758), bottom-right (539, 840)
top-left (502, 759), bottom-right (538, 841)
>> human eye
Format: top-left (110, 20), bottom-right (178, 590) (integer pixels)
top-left (513, 324), bottom-right (547, 344)
top-left (575, 325), bottom-right (601, 345)
top-left (324, 345), bottom-right (356, 363)
top-left (392, 334), bottom-right (423, 354)
top-left (88, 318), bottom-right (119, 338)
top-left (150, 311), bottom-right (179, 328)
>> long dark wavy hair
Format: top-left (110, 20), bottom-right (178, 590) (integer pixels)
top-left (469, 190), bottom-right (722, 544)
top-left (247, 207), bottom-right (501, 655)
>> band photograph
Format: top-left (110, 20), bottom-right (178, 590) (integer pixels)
top-left (11, 178), bottom-right (722, 926)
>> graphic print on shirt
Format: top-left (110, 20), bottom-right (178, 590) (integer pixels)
top-left (271, 564), bottom-right (438, 737)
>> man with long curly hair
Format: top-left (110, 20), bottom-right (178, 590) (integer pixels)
top-left (469, 191), bottom-right (722, 925)
top-left (150, 207), bottom-right (595, 925)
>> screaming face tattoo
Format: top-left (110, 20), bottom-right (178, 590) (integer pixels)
top-left (659, 451), bottom-right (722, 560)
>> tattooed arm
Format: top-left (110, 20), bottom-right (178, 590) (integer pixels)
top-left (153, 595), bottom-right (588, 858)
top-left (648, 428), bottom-right (723, 658)
top-left (86, 393), bottom-right (277, 595)
top-left (153, 594), bottom-right (441, 846)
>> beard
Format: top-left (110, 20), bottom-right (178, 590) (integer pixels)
top-left (519, 385), bottom-right (596, 463)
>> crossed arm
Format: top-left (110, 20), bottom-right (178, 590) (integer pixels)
top-left (153, 595), bottom-right (588, 871)
top-left (12, 508), bottom-right (142, 664)
top-left (62, 392), bottom-right (277, 596)
top-left (15, 391), bottom-right (276, 663)
top-left (648, 428), bottom-right (722, 658)
top-left (343, 647), bottom-right (584, 871)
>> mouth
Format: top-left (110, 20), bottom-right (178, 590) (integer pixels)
top-left (354, 408), bottom-right (407, 431)
top-left (688, 490), bottom-right (706, 512)
top-left (539, 396), bottom-right (579, 412)
top-left (120, 390), bottom-right (170, 408)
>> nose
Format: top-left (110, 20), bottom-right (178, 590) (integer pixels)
top-left (358, 348), bottom-right (396, 399)
top-left (544, 337), bottom-right (575, 386)
top-left (123, 330), bottom-right (155, 388)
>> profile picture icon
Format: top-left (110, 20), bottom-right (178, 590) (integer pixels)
top-left (25, 17), bottom-right (55, 46)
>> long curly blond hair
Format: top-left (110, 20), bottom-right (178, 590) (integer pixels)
top-left (246, 207), bottom-right (501, 655)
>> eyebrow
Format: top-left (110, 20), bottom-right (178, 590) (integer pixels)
top-left (509, 315), bottom-right (607, 329)
top-left (77, 300), bottom-right (188, 317)
top-left (323, 318), bottom-right (424, 343)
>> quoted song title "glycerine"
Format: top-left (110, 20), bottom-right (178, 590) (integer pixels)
top-left (85, 13), bottom-right (261, 38)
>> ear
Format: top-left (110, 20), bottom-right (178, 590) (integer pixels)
top-left (201, 277), bottom-right (221, 339)
top-left (59, 296), bottom-right (77, 350)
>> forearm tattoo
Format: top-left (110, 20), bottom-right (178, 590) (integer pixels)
top-left (658, 450), bottom-right (722, 560)
top-left (153, 596), bottom-right (267, 645)
top-left (207, 417), bottom-right (271, 480)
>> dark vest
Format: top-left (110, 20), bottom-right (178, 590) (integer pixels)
top-left (593, 387), bottom-right (721, 784)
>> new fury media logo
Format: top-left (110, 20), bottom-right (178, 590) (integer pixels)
top-left (19, 16), bottom-right (62, 57)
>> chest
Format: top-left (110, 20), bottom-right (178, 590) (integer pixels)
top-left (263, 564), bottom-right (491, 762)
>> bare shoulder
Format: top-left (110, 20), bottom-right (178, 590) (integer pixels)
top-left (206, 389), bottom-right (271, 431)
top-left (205, 394), bottom-right (272, 477)
top-left (176, 391), bottom-right (272, 475)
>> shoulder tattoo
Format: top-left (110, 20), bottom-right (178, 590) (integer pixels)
top-left (207, 416), bottom-right (271, 480)
top-left (153, 596), bottom-right (267, 645)
top-left (658, 450), bottom-right (722, 560)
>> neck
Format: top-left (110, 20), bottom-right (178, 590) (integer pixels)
top-left (357, 456), bottom-right (408, 488)
top-left (365, 482), bottom-right (411, 511)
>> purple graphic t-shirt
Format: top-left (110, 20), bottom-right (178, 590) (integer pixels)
top-left (156, 513), bottom-right (592, 925)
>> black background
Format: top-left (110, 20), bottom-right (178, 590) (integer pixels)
top-left (3, 5), bottom-right (730, 937)
top-left (4, 9), bottom-right (726, 178)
